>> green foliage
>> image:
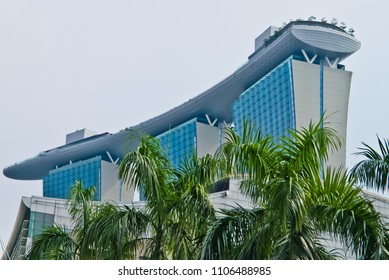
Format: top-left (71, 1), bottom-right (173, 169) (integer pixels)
top-left (202, 121), bottom-right (388, 260)
top-left (350, 135), bottom-right (389, 192)
top-left (27, 181), bottom-right (95, 260)
top-left (27, 123), bottom-right (389, 260)
top-left (26, 226), bottom-right (76, 260)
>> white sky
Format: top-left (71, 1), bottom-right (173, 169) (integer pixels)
top-left (0, 0), bottom-right (388, 246)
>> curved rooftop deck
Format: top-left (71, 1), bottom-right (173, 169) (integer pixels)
top-left (3, 20), bottom-right (361, 180)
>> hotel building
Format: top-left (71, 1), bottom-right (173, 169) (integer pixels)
top-left (4, 19), bottom-right (385, 260)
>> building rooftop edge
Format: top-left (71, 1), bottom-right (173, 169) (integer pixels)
top-left (3, 20), bottom-right (361, 181)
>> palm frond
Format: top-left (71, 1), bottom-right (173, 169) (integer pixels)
top-left (201, 206), bottom-right (267, 260)
top-left (216, 122), bottom-right (277, 181)
top-left (280, 120), bottom-right (341, 171)
top-left (80, 203), bottom-right (150, 259)
top-left (350, 135), bottom-right (389, 192)
top-left (118, 134), bottom-right (173, 204)
top-left (26, 225), bottom-right (76, 260)
top-left (308, 167), bottom-right (388, 259)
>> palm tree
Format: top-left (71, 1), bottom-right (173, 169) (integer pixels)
top-left (117, 134), bottom-right (174, 259)
top-left (27, 124), bottom-right (389, 260)
top-left (201, 122), bottom-right (389, 260)
top-left (80, 202), bottom-right (149, 260)
top-left (26, 134), bottom-right (220, 260)
top-left (27, 180), bottom-right (151, 260)
top-left (167, 153), bottom-right (219, 259)
top-left (26, 180), bottom-right (96, 259)
top-left (94, 134), bottom-right (219, 260)
top-left (349, 135), bottom-right (389, 192)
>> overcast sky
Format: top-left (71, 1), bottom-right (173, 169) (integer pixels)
top-left (0, 0), bottom-right (388, 247)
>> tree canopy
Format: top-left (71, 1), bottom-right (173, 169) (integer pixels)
top-left (27, 123), bottom-right (389, 260)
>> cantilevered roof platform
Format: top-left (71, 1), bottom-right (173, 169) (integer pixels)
top-left (3, 20), bottom-right (360, 180)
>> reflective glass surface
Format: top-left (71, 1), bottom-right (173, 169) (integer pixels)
top-left (43, 156), bottom-right (101, 200)
top-left (233, 57), bottom-right (295, 138)
top-left (156, 118), bottom-right (197, 169)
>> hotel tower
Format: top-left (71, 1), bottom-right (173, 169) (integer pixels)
top-left (2, 19), bottom-right (365, 259)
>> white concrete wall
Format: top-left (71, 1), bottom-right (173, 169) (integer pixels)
top-left (362, 190), bottom-right (389, 223)
top-left (100, 160), bottom-right (134, 203)
top-left (323, 66), bottom-right (352, 169)
top-left (292, 59), bottom-right (352, 169)
top-left (196, 122), bottom-right (220, 157)
top-left (30, 196), bottom-right (70, 228)
top-left (210, 179), bottom-right (255, 210)
top-left (292, 60), bottom-right (321, 130)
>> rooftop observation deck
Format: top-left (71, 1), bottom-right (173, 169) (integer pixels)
top-left (3, 20), bottom-right (361, 180)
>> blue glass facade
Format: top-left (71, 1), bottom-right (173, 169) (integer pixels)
top-left (232, 57), bottom-right (295, 138)
top-left (43, 156), bottom-right (101, 200)
top-left (156, 118), bottom-right (197, 169)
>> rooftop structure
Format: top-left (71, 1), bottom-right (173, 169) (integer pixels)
top-left (4, 19), bottom-right (360, 181)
